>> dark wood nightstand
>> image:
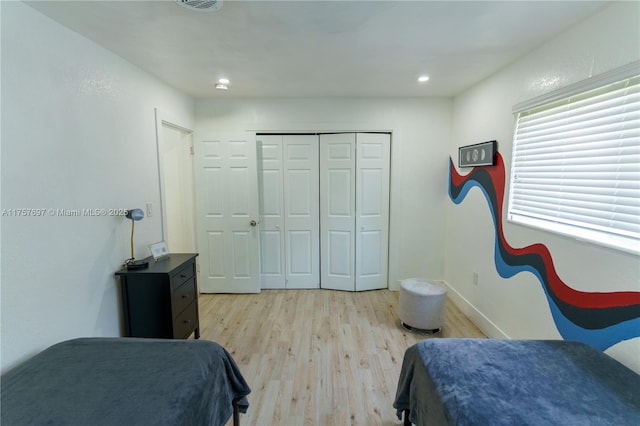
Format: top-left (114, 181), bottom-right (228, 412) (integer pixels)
top-left (116, 253), bottom-right (200, 339)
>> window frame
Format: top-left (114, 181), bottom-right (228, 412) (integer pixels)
top-left (508, 61), bottom-right (640, 255)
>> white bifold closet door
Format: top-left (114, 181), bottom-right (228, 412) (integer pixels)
top-left (257, 134), bottom-right (320, 289)
top-left (320, 133), bottom-right (390, 291)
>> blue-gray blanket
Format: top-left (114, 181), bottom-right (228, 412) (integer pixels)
top-left (394, 339), bottom-right (640, 425)
top-left (1, 338), bottom-right (250, 426)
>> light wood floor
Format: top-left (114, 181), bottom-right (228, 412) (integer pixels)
top-left (198, 289), bottom-right (486, 426)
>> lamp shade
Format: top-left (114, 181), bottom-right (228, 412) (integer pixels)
top-left (126, 209), bottom-right (144, 221)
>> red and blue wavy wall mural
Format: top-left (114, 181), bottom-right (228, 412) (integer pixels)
top-left (448, 152), bottom-right (640, 350)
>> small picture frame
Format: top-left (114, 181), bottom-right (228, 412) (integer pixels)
top-left (149, 241), bottom-right (169, 260)
top-left (458, 140), bottom-right (497, 167)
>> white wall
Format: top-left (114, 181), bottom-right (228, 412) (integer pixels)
top-left (0, 2), bottom-right (194, 372)
top-left (195, 97), bottom-right (452, 289)
top-left (445, 1), bottom-right (640, 372)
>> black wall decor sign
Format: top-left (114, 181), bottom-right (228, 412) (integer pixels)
top-left (458, 140), bottom-right (497, 167)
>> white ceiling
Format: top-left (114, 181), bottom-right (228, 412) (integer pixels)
top-left (26, 0), bottom-right (608, 98)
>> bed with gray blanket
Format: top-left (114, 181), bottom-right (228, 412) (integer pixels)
top-left (394, 338), bottom-right (640, 425)
top-left (1, 337), bottom-right (251, 426)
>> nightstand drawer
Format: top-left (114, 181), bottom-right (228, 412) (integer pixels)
top-left (173, 303), bottom-right (198, 339)
top-left (170, 262), bottom-right (195, 291)
top-left (172, 278), bottom-right (196, 316)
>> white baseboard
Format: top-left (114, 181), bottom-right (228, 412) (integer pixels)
top-left (437, 280), bottom-right (509, 339)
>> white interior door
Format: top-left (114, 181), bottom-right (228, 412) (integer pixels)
top-left (320, 133), bottom-right (356, 291)
top-left (257, 135), bottom-right (286, 289)
top-left (159, 124), bottom-right (197, 253)
top-left (283, 135), bottom-right (320, 289)
top-left (355, 133), bottom-right (390, 291)
top-left (194, 132), bottom-right (261, 293)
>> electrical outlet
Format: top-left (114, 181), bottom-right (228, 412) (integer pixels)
top-left (146, 202), bottom-right (153, 217)
top-left (473, 272), bottom-right (479, 286)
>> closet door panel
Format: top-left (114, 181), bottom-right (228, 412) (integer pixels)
top-left (355, 133), bottom-right (390, 291)
top-left (257, 135), bottom-right (286, 289)
top-left (328, 169), bottom-right (352, 215)
top-left (359, 230), bottom-right (382, 276)
top-left (288, 230), bottom-right (313, 273)
top-left (260, 231), bottom-right (282, 274)
top-left (320, 133), bottom-right (356, 291)
top-left (284, 135), bottom-right (320, 288)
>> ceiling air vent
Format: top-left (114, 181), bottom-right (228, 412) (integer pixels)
top-left (175, 0), bottom-right (223, 13)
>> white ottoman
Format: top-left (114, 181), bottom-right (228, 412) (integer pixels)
top-left (399, 278), bottom-right (446, 333)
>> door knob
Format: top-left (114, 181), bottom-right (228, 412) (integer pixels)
top-left (250, 220), bottom-right (258, 227)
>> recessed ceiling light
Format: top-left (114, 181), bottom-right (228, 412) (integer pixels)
top-left (218, 78), bottom-right (230, 84)
top-left (175, 0), bottom-right (223, 13)
top-left (215, 83), bottom-right (228, 90)
top-left (418, 75), bottom-right (430, 83)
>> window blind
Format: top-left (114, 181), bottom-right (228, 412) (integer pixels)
top-left (508, 72), bottom-right (640, 254)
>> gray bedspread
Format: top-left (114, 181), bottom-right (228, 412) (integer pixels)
top-left (1, 337), bottom-right (250, 426)
top-left (394, 339), bottom-right (640, 426)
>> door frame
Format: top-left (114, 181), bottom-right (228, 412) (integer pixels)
top-left (154, 108), bottom-right (196, 246)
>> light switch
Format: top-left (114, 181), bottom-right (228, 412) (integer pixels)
top-left (146, 202), bottom-right (153, 217)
